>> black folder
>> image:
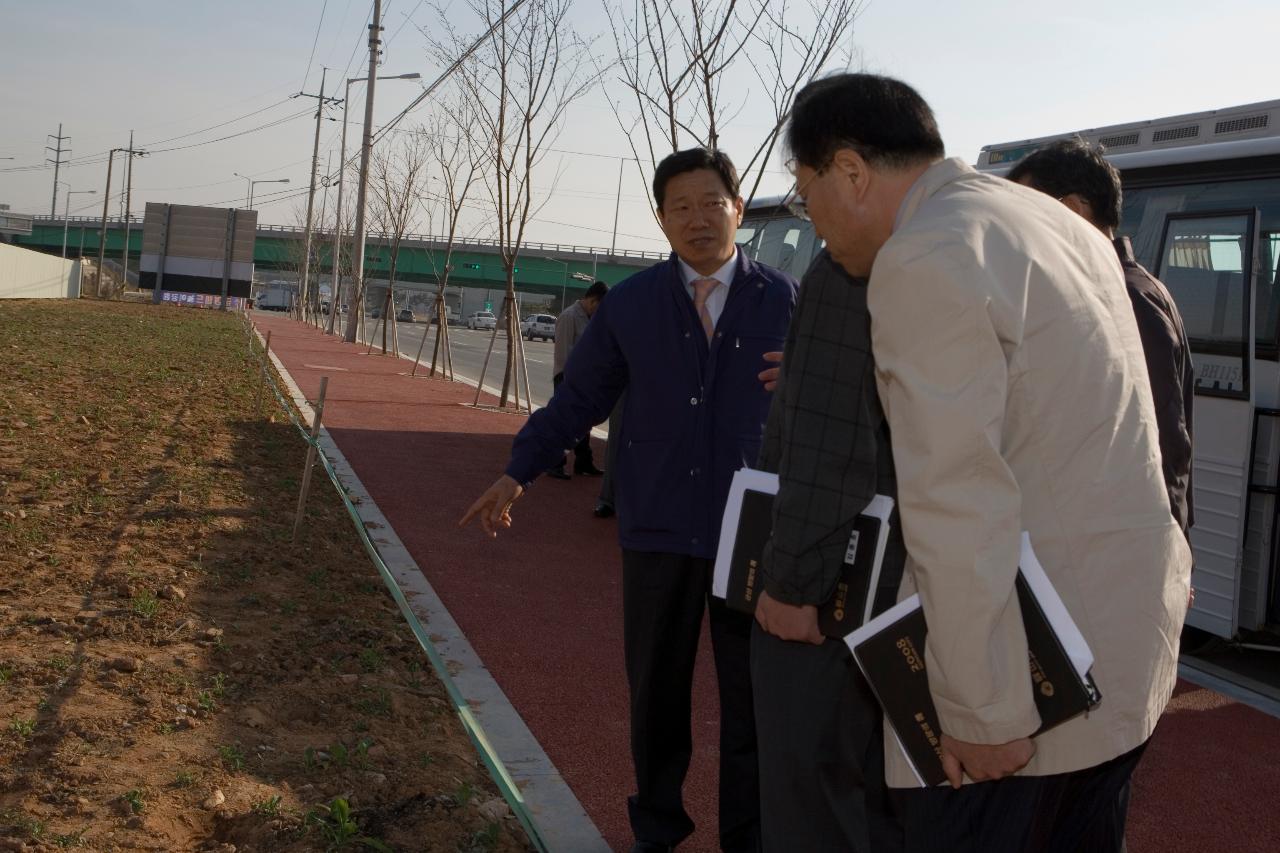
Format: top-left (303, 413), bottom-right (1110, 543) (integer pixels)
top-left (844, 534), bottom-right (1102, 786)
top-left (711, 468), bottom-right (894, 638)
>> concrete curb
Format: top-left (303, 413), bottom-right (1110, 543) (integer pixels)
top-left (1178, 659), bottom-right (1280, 719)
top-left (257, 324), bottom-right (611, 853)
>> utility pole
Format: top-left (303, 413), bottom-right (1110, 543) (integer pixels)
top-left (320, 150), bottom-right (332, 315)
top-left (610, 157), bottom-right (624, 256)
top-left (294, 67), bottom-right (341, 325)
top-left (47, 123), bottom-right (70, 218)
top-left (121, 130), bottom-right (136, 289)
top-left (327, 84), bottom-right (353, 337)
top-left (95, 142), bottom-right (147, 297)
top-left (344, 0), bottom-right (383, 344)
top-left (328, 69), bottom-right (421, 337)
top-left (95, 150), bottom-right (117, 298)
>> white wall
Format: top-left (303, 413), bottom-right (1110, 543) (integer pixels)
top-left (0, 243), bottom-right (80, 299)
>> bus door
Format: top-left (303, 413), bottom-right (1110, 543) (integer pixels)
top-left (1157, 209), bottom-right (1261, 638)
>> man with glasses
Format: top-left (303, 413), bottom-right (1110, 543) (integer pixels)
top-left (781, 73), bottom-right (1191, 853)
top-left (462, 147), bottom-right (798, 853)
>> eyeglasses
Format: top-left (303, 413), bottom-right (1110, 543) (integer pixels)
top-left (784, 159), bottom-right (831, 222)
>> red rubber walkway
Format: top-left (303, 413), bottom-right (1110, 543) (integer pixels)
top-left (255, 314), bottom-right (1279, 853)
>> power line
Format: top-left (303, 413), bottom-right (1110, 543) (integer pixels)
top-left (301, 0), bottom-right (333, 92)
top-left (340, 1), bottom-right (376, 80)
top-left (383, 0), bottom-right (424, 53)
top-left (367, 0), bottom-right (530, 149)
top-left (146, 109), bottom-right (313, 154)
top-left (138, 99), bottom-right (295, 148)
top-left (325, 0), bottom-right (358, 67)
top-left (0, 101), bottom-right (309, 174)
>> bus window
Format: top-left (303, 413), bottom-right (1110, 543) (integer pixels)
top-left (1156, 211), bottom-right (1257, 397)
top-left (1122, 177), bottom-right (1280, 359)
top-left (736, 214), bottom-right (821, 279)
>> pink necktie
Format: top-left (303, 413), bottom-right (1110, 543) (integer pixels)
top-left (692, 277), bottom-right (717, 340)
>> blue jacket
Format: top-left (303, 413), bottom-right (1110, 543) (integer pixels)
top-left (506, 251), bottom-right (798, 558)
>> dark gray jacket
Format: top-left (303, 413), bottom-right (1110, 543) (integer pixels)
top-left (758, 251), bottom-right (905, 610)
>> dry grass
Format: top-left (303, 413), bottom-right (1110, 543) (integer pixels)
top-left (0, 300), bottom-right (531, 853)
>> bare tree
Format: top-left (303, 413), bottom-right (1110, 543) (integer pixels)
top-left (366, 133), bottom-right (431, 356)
top-left (602, 0), bottom-right (862, 207)
top-left (276, 200), bottom-right (316, 317)
top-left (430, 0), bottom-right (597, 411)
top-left (408, 105), bottom-right (488, 380)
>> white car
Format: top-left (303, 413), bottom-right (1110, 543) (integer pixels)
top-left (467, 311), bottom-right (497, 331)
top-left (520, 314), bottom-right (557, 342)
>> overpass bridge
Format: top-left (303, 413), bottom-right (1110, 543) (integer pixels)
top-left (16, 216), bottom-right (665, 309)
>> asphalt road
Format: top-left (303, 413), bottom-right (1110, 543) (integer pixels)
top-left (348, 315), bottom-right (558, 408)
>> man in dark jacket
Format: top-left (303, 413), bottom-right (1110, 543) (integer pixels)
top-left (1009, 140), bottom-right (1195, 537)
top-left (752, 250), bottom-right (906, 852)
top-left (461, 147), bottom-right (798, 853)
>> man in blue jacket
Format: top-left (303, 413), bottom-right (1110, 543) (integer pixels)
top-left (461, 147), bottom-right (798, 853)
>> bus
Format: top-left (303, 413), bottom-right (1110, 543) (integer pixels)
top-left (736, 99), bottom-right (1280, 640)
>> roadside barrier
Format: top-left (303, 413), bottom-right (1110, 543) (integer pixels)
top-left (238, 310), bottom-right (549, 852)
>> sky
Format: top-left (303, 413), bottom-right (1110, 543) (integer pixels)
top-left (2, 0), bottom-right (1278, 255)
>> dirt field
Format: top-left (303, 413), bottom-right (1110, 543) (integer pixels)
top-left (0, 300), bottom-right (532, 853)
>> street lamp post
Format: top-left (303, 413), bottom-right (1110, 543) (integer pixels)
top-left (235, 173), bottom-right (291, 210)
top-left (60, 185), bottom-right (97, 258)
top-left (569, 271), bottom-right (594, 312)
top-left (329, 70), bottom-right (421, 336)
top-left (250, 178), bottom-right (289, 210)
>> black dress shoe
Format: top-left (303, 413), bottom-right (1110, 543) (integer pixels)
top-left (546, 466), bottom-right (570, 480)
top-left (593, 501), bottom-right (615, 518)
top-left (574, 463), bottom-right (605, 476)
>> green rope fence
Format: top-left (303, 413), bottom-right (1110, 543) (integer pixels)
top-left (239, 312), bottom-right (550, 853)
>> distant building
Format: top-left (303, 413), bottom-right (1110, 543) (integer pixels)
top-left (0, 204), bottom-right (34, 245)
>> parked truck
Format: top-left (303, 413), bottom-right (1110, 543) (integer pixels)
top-left (255, 282), bottom-right (292, 312)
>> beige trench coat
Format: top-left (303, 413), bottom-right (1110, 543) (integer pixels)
top-left (868, 158), bottom-right (1192, 787)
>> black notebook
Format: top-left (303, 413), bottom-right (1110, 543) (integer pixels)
top-left (844, 533), bottom-right (1102, 787)
top-left (711, 468), bottom-right (894, 638)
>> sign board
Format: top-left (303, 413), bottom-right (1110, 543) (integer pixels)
top-left (160, 291), bottom-right (246, 310)
top-left (139, 203), bottom-right (256, 297)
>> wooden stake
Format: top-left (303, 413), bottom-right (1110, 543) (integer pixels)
top-left (255, 331), bottom-right (273, 415)
top-left (292, 376), bottom-right (330, 542)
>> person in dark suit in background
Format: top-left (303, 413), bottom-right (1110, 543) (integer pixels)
top-left (1009, 140), bottom-right (1194, 539)
top-left (461, 148), bottom-right (798, 853)
top-left (547, 279), bottom-right (609, 480)
top-left (593, 393), bottom-right (624, 517)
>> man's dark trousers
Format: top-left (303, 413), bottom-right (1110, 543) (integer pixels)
top-left (622, 550), bottom-right (759, 851)
top-left (751, 626), bottom-right (901, 852)
top-left (891, 740), bottom-right (1148, 853)
top-left (551, 373), bottom-right (595, 470)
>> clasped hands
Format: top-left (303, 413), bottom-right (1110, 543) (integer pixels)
top-left (756, 593), bottom-right (1033, 786)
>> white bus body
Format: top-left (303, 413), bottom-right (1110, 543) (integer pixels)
top-left (736, 99), bottom-right (1280, 639)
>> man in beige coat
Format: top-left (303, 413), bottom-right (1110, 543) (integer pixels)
top-left (777, 73), bottom-right (1192, 852)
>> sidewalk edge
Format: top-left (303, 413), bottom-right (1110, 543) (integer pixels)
top-left (262, 327), bottom-right (611, 853)
top-left (1178, 659), bottom-right (1280, 719)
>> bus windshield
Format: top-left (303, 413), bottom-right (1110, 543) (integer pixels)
top-left (736, 212), bottom-right (823, 280)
